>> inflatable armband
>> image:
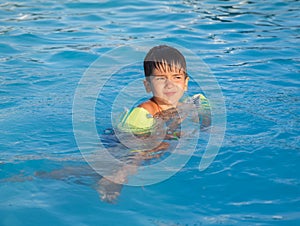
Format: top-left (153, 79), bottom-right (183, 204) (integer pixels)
top-left (118, 107), bottom-right (155, 135)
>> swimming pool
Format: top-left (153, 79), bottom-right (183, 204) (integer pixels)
top-left (1, 0), bottom-right (299, 225)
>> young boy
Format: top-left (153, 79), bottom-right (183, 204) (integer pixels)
top-left (98, 45), bottom-right (210, 203)
top-left (118, 45), bottom-right (190, 137)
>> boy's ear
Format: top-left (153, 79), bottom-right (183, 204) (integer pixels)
top-left (184, 77), bottom-right (189, 91)
top-left (143, 79), bottom-right (152, 93)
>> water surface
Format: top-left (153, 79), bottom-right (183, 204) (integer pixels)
top-left (0, 0), bottom-right (299, 225)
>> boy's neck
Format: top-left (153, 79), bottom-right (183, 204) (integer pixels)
top-left (151, 97), bottom-right (178, 110)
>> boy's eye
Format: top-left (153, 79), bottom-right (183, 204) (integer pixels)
top-left (152, 74), bottom-right (185, 82)
top-left (173, 75), bottom-right (184, 80)
top-left (155, 76), bottom-right (166, 81)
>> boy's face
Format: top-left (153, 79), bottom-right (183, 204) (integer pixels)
top-left (144, 64), bottom-right (189, 106)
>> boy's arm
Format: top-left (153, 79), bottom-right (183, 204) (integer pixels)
top-left (189, 94), bottom-right (211, 128)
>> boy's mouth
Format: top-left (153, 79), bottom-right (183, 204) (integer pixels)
top-left (164, 91), bottom-right (176, 97)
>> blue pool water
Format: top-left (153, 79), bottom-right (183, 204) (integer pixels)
top-left (1, 0), bottom-right (300, 225)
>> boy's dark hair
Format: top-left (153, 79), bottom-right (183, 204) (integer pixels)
top-left (143, 45), bottom-right (187, 78)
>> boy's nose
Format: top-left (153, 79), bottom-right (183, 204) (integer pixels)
top-left (165, 78), bottom-right (175, 88)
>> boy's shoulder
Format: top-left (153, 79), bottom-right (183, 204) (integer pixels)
top-left (138, 100), bottom-right (156, 116)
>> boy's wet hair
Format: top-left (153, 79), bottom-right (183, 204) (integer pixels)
top-left (143, 45), bottom-right (187, 78)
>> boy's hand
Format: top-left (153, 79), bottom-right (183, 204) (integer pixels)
top-left (153, 107), bottom-right (183, 134)
top-left (153, 107), bottom-right (179, 120)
